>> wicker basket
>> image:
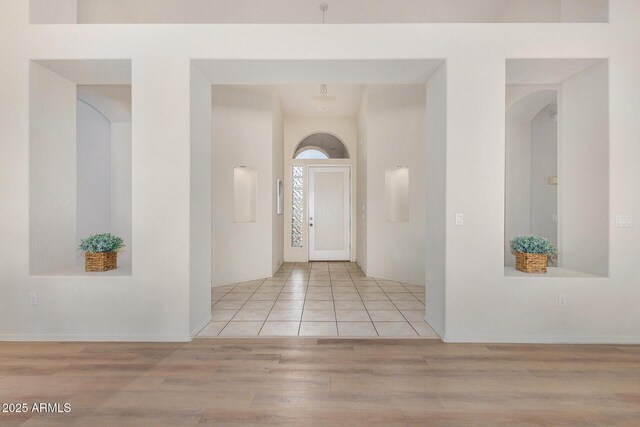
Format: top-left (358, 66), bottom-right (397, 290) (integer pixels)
top-left (515, 252), bottom-right (548, 274)
top-left (85, 251), bottom-right (117, 272)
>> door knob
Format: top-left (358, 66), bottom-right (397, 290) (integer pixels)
top-left (310, 223), bottom-right (314, 227)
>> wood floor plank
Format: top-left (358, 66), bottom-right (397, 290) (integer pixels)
top-left (0, 339), bottom-right (639, 426)
top-left (199, 408), bottom-right (407, 426)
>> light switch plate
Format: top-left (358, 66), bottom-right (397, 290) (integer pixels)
top-left (455, 213), bottom-right (464, 226)
top-left (615, 215), bottom-right (633, 228)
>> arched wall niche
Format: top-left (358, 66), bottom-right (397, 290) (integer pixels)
top-left (505, 88), bottom-right (559, 268)
top-left (77, 85), bottom-right (132, 123)
top-left (507, 89), bottom-right (558, 122)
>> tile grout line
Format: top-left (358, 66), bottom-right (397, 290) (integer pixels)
top-left (209, 282), bottom-right (239, 335)
top-left (329, 264), bottom-right (338, 336)
top-left (218, 278), bottom-right (267, 335)
top-left (379, 280), bottom-right (421, 337)
top-left (400, 281), bottom-right (426, 303)
top-left (348, 264), bottom-right (380, 337)
top-left (212, 263), bottom-right (426, 338)
top-left (305, 262), bottom-right (333, 336)
top-left (258, 263), bottom-right (297, 336)
top-left (297, 262), bottom-right (311, 336)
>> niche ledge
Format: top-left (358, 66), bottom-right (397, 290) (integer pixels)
top-left (504, 266), bottom-right (605, 279)
top-left (31, 264), bottom-right (132, 278)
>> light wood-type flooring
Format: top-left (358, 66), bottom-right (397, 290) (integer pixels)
top-left (1, 339), bottom-right (640, 426)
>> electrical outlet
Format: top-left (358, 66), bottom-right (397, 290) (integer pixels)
top-left (29, 291), bottom-right (38, 305)
top-left (615, 215), bottom-right (633, 228)
top-left (455, 213), bottom-right (464, 226)
top-left (558, 294), bottom-right (567, 307)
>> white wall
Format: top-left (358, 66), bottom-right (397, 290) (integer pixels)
top-left (356, 93), bottom-right (368, 272)
top-left (425, 64), bottom-right (447, 335)
top-left (51, 0), bottom-right (608, 24)
top-left (212, 86), bottom-right (276, 285)
top-left (363, 85), bottom-right (427, 285)
top-left (111, 122), bottom-right (132, 266)
top-left (504, 120), bottom-right (532, 266)
top-left (189, 66), bottom-right (212, 334)
top-left (3, 0), bottom-right (640, 343)
top-left (5, 27), bottom-right (190, 340)
top-left (561, 0), bottom-right (609, 22)
top-left (30, 0), bottom-right (77, 24)
top-left (500, 0), bottom-right (609, 22)
top-left (29, 62), bottom-right (77, 275)
top-left (530, 104), bottom-right (558, 248)
top-left (283, 116), bottom-right (357, 263)
top-left (272, 95), bottom-right (284, 273)
top-left (500, 0), bottom-right (560, 22)
top-left (560, 61), bottom-right (609, 276)
top-left (76, 100), bottom-right (111, 265)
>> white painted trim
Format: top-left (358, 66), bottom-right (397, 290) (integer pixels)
top-left (443, 335), bottom-right (640, 345)
top-left (271, 260), bottom-right (284, 275)
top-left (190, 315), bottom-right (213, 339)
top-left (371, 274), bottom-right (426, 286)
top-left (212, 274), bottom-right (269, 287)
top-left (0, 334), bottom-right (193, 342)
top-left (356, 260), bottom-right (367, 276)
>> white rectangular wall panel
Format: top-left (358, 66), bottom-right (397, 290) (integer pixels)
top-left (233, 167), bottom-right (256, 223)
top-left (385, 167), bottom-right (410, 222)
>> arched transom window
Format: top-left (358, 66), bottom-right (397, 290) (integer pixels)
top-left (293, 133), bottom-right (349, 159)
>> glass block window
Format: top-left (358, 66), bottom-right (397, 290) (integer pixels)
top-left (291, 165), bottom-right (304, 248)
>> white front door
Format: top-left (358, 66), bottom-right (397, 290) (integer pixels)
top-left (308, 166), bottom-right (350, 261)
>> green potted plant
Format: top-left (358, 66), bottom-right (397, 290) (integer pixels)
top-left (79, 233), bottom-right (125, 272)
top-left (509, 235), bottom-right (557, 274)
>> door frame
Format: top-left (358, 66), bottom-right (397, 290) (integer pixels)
top-left (307, 165), bottom-right (352, 261)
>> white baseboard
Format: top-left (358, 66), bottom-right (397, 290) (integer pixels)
top-left (355, 260), bottom-right (366, 276)
top-left (443, 334), bottom-right (640, 345)
top-left (212, 274), bottom-right (270, 288)
top-left (272, 260), bottom-right (284, 276)
top-left (369, 274), bottom-right (425, 287)
top-left (0, 333), bottom-right (193, 342)
top-left (190, 315), bottom-right (213, 339)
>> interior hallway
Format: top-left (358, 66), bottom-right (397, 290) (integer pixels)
top-left (200, 262), bottom-right (438, 338)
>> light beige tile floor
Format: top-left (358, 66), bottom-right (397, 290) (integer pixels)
top-left (200, 262), bottom-right (440, 338)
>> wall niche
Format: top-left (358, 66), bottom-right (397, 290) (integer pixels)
top-left (29, 59), bottom-right (132, 276)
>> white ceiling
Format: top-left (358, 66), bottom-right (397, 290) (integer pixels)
top-left (276, 85), bottom-right (363, 117)
top-left (195, 60), bottom-right (443, 85)
top-left (506, 59), bottom-right (605, 85)
top-left (201, 58), bottom-right (441, 117)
